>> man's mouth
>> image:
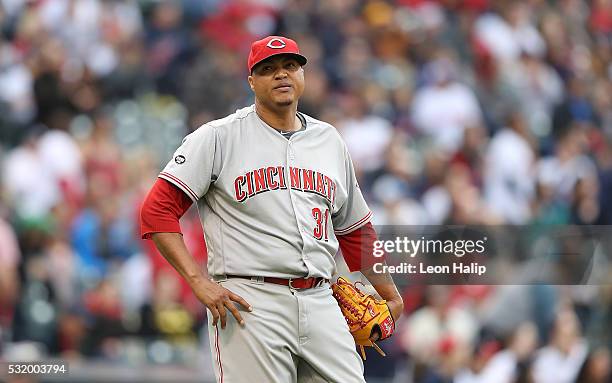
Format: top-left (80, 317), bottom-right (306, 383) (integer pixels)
top-left (274, 84), bottom-right (292, 90)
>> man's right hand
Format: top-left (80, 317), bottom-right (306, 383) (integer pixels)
top-left (191, 278), bottom-right (253, 329)
top-left (149, 233), bottom-right (252, 330)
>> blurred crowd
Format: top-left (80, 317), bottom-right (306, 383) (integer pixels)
top-left (0, 0), bottom-right (611, 382)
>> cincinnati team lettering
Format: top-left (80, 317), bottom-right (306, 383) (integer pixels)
top-left (235, 166), bottom-right (336, 204)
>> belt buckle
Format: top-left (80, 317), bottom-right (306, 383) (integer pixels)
top-left (289, 277), bottom-right (321, 290)
top-left (288, 278), bottom-right (300, 290)
top-left (289, 277), bottom-right (315, 290)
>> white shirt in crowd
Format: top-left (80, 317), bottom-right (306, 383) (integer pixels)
top-left (484, 128), bottom-right (535, 224)
top-left (412, 82), bottom-right (483, 154)
top-left (338, 114), bottom-right (393, 173)
top-left (455, 350), bottom-right (520, 383)
top-left (537, 154), bottom-right (597, 200)
top-left (532, 341), bottom-right (588, 383)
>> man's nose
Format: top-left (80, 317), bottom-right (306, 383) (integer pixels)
top-left (274, 69), bottom-right (288, 79)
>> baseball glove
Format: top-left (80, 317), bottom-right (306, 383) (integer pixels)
top-left (331, 277), bottom-right (395, 360)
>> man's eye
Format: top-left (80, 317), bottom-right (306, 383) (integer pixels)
top-left (286, 62), bottom-right (297, 69)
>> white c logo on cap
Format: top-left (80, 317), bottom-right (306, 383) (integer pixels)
top-left (266, 38), bottom-right (286, 49)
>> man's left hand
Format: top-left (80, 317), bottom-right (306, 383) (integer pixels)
top-left (369, 297), bottom-right (403, 342)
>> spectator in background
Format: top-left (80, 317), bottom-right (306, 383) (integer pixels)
top-left (484, 112), bottom-right (536, 224)
top-left (570, 176), bottom-right (600, 225)
top-left (552, 75), bottom-right (597, 138)
top-left (80, 278), bottom-right (125, 357)
top-left (2, 128), bottom-right (61, 220)
top-left (500, 51), bottom-right (564, 138)
top-left (473, 2), bottom-right (546, 63)
top-left (412, 56), bottom-right (483, 154)
top-left (456, 322), bottom-right (538, 383)
top-left (145, 1), bottom-right (192, 95)
top-left (401, 286), bottom-right (479, 380)
top-left (70, 191), bottom-right (120, 286)
top-left (536, 125), bottom-right (598, 202)
top-left (420, 150), bottom-right (453, 224)
top-left (371, 175), bottom-right (427, 225)
top-left (0, 34), bottom-right (35, 135)
top-left (370, 134), bottom-right (428, 225)
top-left (450, 124), bottom-right (488, 187)
top-left (337, 90), bottom-right (394, 188)
top-left (11, 229), bottom-right (61, 354)
top-left (38, 124), bottom-right (85, 213)
top-left (81, 110), bottom-right (122, 194)
top-left (443, 163), bottom-right (501, 225)
top-left (532, 307), bottom-right (589, 383)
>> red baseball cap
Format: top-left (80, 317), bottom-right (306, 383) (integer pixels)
top-left (247, 36), bottom-right (307, 73)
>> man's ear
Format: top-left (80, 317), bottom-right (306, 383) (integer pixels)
top-left (248, 75), bottom-right (255, 91)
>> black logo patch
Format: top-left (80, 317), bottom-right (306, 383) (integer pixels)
top-left (175, 155), bottom-right (186, 164)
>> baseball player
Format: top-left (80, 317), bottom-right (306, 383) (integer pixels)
top-left (140, 35), bottom-right (404, 382)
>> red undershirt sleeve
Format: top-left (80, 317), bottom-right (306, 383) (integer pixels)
top-left (337, 222), bottom-right (382, 272)
top-left (140, 178), bottom-right (194, 239)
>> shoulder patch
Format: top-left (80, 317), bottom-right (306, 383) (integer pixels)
top-left (175, 155), bottom-right (186, 164)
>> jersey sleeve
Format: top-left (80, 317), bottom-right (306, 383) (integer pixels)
top-left (140, 178), bottom-right (194, 239)
top-left (158, 124), bottom-right (220, 201)
top-left (332, 145), bottom-right (372, 235)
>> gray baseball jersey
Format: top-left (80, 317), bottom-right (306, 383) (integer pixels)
top-left (159, 105), bottom-right (371, 280)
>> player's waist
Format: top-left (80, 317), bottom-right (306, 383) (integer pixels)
top-left (213, 274), bottom-right (329, 289)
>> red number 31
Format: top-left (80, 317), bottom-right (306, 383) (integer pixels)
top-left (312, 208), bottom-right (329, 241)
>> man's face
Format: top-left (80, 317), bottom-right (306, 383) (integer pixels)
top-left (248, 55), bottom-right (305, 108)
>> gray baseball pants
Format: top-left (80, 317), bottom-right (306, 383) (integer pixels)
top-left (207, 277), bottom-right (366, 383)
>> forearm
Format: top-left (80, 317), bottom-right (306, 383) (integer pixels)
top-left (151, 232), bottom-right (209, 287)
top-left (361, 265), bottom-right (401, 301)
